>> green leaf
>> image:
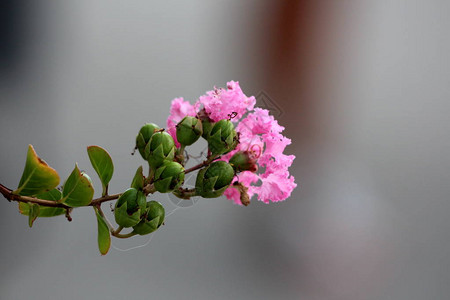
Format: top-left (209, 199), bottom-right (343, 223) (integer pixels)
top-left (14, 145), bottom-right (60, 196)
top-left (95, 208), bottom-right (111, 255)
top-left (131, 166), bottom-right (144, 190)
top-left (87, 146), bottom-right (114, 196)
top-left (61, 165), bottom-right (95, 207)
top-left (28, 203), bottom-right (40, 227)
top-left (18, 189), bottom-right (66, 217)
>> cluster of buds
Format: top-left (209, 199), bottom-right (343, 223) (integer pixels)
top-left (130, 111), bottom-right (242, 234)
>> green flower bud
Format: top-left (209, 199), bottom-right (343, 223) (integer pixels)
top-left (201, 119), bottom-right (214, 139)
top-left (195, 161), bottom-right (235, 198)
top-left (176, 116), bottom-right (203, 146)
top-left (197, 108), bottom-right (214, 139)
top-left (207, 120), bottom-right (238, 156)
top-left (154, 161), bottom-right (185, 193)
top-left (114, 188), bottom-right (147, 228)
top-left (229, 151), bottom-right (258, 173)
top-left (135, 123), bottom-right (160, 160)
top-left (145, 131), bottom-right (175, 168)
top-left (132, 201), bottom-right (165, 235)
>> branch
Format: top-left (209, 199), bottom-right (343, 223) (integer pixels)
top-left (0, 183), bottom-right (122, 209)
top-left (172, 188), bottom-right (197, 199)
top-left (184, 155), bottom-right (220, 174)
top-left (1, 183), bottom-right (72, 209)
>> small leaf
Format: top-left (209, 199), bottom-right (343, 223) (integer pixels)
top-left (18, 189), bottom-right (65, 217)
top-left (87, 146), bottom-right (114, 196)
top-left (62, 165), bottom-right (95, 207)
top-left (14, 145), bottom-right (60, 196)
top-left (131, 166), bottom-right (144, 190)
top-left (28, 203), bottom-right (40, 227)
top-left (95, 208), bottom-right (111, 255)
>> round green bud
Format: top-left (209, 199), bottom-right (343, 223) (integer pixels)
top-left (207, 119), bottom-right (238, 156)
top-left (229, 151), bottom-right (258, 173)
top-left (205, 161), bottom-right (235, 189)
top-left (136, 123), bottom-right (160, 159)
top-left (114, 188), bottom-right (147, 228)
top-left (195, 161), bottom-right (235, 198)
top-left (176, 116), bottom-right (203, 146)
top-left (132, 201), bottom-right (165, 235)
top-left (146, 131), bottom-right (175, 168)
top-left (154, 161), bottom-right (185, 193)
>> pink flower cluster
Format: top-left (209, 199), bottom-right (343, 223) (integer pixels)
top-left (166, 81), bottom-right (296, 204)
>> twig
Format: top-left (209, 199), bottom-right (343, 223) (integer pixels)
top-left (0, 183), bottom-right (122, 209)
top-left (184, 155), bottom-right (220, 174)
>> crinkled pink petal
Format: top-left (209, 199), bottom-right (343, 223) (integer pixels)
top-left (258, 131), bottom-right (294, 172)
top-left (262, 132), bottom-right (291, 155)
top-left (237, 108), bottom-right (284, 136)
top-left (259, 154), bottom-right (295, 174)
top-left (254, 171), bottom-right (297, 203)
top-left (198, 81), bottom-right (256, 122)
top-left (223, 187), bottom-right (242, 205)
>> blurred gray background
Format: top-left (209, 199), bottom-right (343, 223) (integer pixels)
top-left (1, 1), bottom-right (450, 299)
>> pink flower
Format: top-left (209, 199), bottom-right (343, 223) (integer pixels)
top-left (165, 82), bottom-right (296, 204)
top-left (223, 108), bottom-right (296, 204)
top-left (196, 81), bottom-right (256, 122)
top-left (166, 97), bottom-right (196, 147)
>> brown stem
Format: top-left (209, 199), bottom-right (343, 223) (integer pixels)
top-left (172, 188), bottom-right (197, 200)
top-left (89, 194), bottom-right (122, 206)
top-left (184, 155), bottom-right (220, 174)
top-left (112, 231), bottom-right (137, 239)
top-left (0, 183), bottom-right (122, 209)
top-left (1, 184), bottom-right (72, 209)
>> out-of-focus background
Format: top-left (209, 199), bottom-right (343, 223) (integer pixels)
top-left (1, 1), bottom-right (450, 299)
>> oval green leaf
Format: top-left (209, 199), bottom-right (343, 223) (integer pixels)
top-left (13, 145), bottom-right (60, 196)
top-left (61, 165), bottom-right (95, 207)
top-left (18, 189), bottom-right (66, 217)
top-left (87, 146), bottom-right (114, 196)
top-left (95, 208), bottom-right (111, 255)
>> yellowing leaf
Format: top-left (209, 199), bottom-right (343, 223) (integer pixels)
top-left (13, 145), bottom-right (60, 196)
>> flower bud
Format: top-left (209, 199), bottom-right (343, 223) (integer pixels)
top-left (201, 119), bottom-right (213, 139)
top-left (132, 201), bottom-right (165, 235)
top-left (229, 151), bottom-right (258, 172)
top-left (114, 188), bottom-right (147, 228)
top-left (197, 108), bottom-right (214, 139)
top-left (135, 123), bottom-right (160, 160)
top-left (176, 116), bottom-right (203, 146)
top-left (154, 161), bottom-right (185, 193)
top-left (207, 119), bottom-right (238, 156)
top-left (145, 131), bottom-right (175, 168)
top-left (195, 161), bottom-right (235, 198)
